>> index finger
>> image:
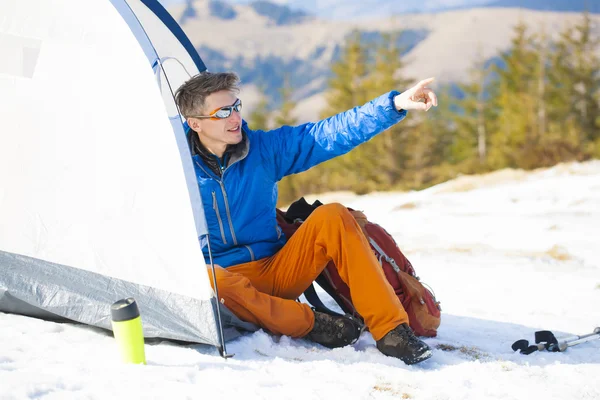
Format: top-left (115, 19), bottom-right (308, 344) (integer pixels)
top-left (416, 77), bottom-right (435, 89)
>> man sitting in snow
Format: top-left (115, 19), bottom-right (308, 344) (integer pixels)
top-left (175, 72), bottom-right (437, 365)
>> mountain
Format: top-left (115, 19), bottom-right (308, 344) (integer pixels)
top-left (172, 0), bottom-right (599, 21)
top-left (249, 1), bottom-right (314, 25)
top-left (176, 0), bottom-right (496, 20)
top-left (178, 0), bottom-right (314, 25)
top-left (237, 0), bottom-right (495, 20)
top-left (487, 0), bottom-right (600, 13)
top-left (167, 1), bottom-right (600, 121)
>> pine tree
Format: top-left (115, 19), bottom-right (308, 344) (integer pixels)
top-left (536, 26), bottom-right (548, 145)
top-left (531, 24), bottom-right (581, 165)
top-left (550, 12), bottom-right (600, 158)
top-left (321, 30), bottom-right (370, 119)
top-left (401, 88), bottom-right (456, 188)
top-left (326, 32), bottom-right (413, 193)
top-left (247, 91), bottom-right (270, 132)
top-left (487, 21), bottom-right (539, 169)
top-left (274, 76), bottom-right (298, 127)
top-left (451, 46), bottom-right (495, 170)
top-left (359, 32), bottom-right (414, 189)
top-left (296, 30), bottom-right (371, 195)
top-left (275, 77), bottom-right (301, 205)
top-left (362, 32), bottom-right (413, 99)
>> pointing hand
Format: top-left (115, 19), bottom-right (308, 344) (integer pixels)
top-left (394, 77), bottom-right (438, 112)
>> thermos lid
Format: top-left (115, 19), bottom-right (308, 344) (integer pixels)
top-left (110, 298), bottom-right (140, 322)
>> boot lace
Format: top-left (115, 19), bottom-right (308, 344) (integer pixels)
top-left (392, 325), bottom-right (422, 347)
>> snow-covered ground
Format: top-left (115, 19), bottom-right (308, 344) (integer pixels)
top-left (1, 161), bottom-right (599, 399)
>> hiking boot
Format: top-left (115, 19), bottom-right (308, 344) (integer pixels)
top-left (304, 310), bottom-right (362, 349)
top-left (376, 323), bottom-right (432, 365)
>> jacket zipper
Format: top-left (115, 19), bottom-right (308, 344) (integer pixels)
top-left (218, 180), bottom-right (238, 245)
top-left (194, 135), bottom-right (250, 248)
top-left (195, 158), bottom-right (238, 246)
top-left (212, 191), bottom-right (228, 244)
top-left (216, 139), bottom-right (250, 246)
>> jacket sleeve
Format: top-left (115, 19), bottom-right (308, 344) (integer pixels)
top-left (255, 91), bottom-right (407, 181)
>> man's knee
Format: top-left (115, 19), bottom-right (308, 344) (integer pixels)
top-left (311, 202), bottom-right (349, 220)
top-left (207, 265), bottom-right (233, 290)
top-left (207, 264), bottom-right (224, 278)
top-left (207, 265), bottom-right (253, 294)
top-left (309, 203), bottom-right (366, 239)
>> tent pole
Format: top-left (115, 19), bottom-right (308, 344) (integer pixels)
top-left (205, 234), bottom-right (234, 358)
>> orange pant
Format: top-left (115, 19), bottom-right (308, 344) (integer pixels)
top-left (208, 203), bottom-right (408, 341)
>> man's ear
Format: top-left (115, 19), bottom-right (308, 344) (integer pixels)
top-left (187, 118), bottom-right (202, 132)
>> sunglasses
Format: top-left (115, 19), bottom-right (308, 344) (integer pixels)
top-left (189, 99), bottom-right (242, 120)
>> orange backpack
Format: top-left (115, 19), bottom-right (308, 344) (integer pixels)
top-left (277, 198), bottom-right (441, 337)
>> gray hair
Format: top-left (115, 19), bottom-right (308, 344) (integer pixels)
top-left (175, 72), bottom-right (240, 118)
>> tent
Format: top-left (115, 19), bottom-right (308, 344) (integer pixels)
top-left (0, 0), bottom-right (256, 356)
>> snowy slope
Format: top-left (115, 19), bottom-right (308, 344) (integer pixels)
top-left (1, 161), bottom-right (599, 399)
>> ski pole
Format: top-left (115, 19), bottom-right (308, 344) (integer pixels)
top-left (513, 327), bottom-right (600, 355)
top-left (546, 327), bottom-right (600, 352)
top-left (511, 340), bottom-right (544, 355)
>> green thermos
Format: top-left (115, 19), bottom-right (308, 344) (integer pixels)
top-left (110, 298), bottom-right (146, 365)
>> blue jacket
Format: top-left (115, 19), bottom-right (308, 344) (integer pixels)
top-left (191, 91), bottom-right (407, 267)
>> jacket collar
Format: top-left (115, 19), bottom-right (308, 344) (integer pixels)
top-left (186, 121), bottom-right (250, 176)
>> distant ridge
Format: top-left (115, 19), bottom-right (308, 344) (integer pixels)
top-left (193, 0), bottom-right (600, 20)
top-left (167, 2), bottom-right (600, 121)
top-left (486, 0), bottom-right (600, 13)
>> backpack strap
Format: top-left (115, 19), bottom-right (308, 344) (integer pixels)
top-left (303, 283), bottom-right (345, 317)
top-left (368, 237), bottom-right (401, 273)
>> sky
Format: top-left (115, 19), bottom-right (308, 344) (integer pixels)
top-left (1, 161), bottom-right (599, 399)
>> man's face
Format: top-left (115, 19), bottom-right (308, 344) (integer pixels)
top-left (188, 90), bottom-right (243, 149)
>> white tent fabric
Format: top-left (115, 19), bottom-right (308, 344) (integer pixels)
top-left (125, 0), bottom-right (200, 118)
top-left (0, 0), bottom-right (255, 348)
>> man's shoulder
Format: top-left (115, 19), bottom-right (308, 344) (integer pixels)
top-left (241, 122), bottom-right (275, 146)
top-left (241, 122), bottom-right (267, 137)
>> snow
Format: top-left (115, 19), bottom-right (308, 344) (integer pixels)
top-left (1, 161), bottom-right (600, 399)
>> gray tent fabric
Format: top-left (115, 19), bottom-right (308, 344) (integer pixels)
top-left (0, 291), bottom-right (67, 323)
top-left (0, 250), bottom-right (258, 344)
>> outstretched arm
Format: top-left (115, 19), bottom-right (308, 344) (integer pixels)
top-left (256, 79), bottom-right (438, 181)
